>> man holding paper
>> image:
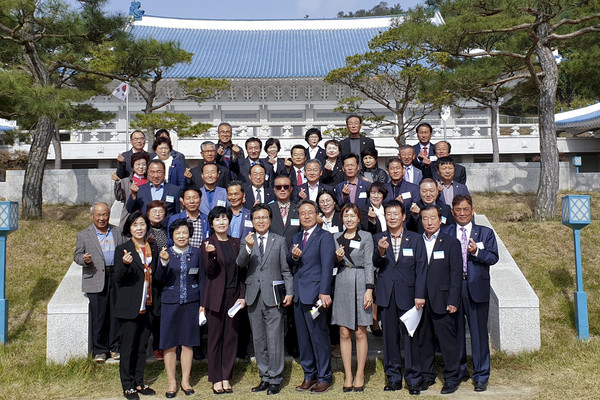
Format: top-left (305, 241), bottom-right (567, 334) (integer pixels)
top-left (236, 204), bottom-right (293, 395)
top-left (372, 199), bottom-right (427, 395)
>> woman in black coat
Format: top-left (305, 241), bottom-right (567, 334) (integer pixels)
top-left (114, 211), bottom-right (160, 400)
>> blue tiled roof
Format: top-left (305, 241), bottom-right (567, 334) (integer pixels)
top-left (555, 108), bottom-right (600, 126)
top-left (129, 18), bottom-right (390, 79)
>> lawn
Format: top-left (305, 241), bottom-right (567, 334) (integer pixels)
top-left (0, 193), bottom-right (598, 400)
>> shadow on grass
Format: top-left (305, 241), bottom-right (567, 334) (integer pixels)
top-left (9, 276), bottom-right (58, 340)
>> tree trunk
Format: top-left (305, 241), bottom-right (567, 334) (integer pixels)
top-left (490, 99), bottom-right (500, 163)
top-left (394, 112), bottom-right (406, 147)
top-left (533, 39), bottom-right (560, 221)
top-left (21, 116), bottom-right (54, 219)
top-left (52, 122), bottom-right (62, 169)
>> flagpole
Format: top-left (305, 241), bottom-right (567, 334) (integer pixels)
top-left (125, 82), bottom-right (130, 152)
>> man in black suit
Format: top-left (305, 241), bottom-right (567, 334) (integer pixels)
top-left (244, 163), bottom-right (275, 209)
top-left (412, 123), bottom-right (436, 171)
top-left (384, 158), bottom-right (420, 214)
top-left (423, 141), bottom-right (467, 185)
top-left (407, 178), bottom-right (455, 234)
top-left (116, 130), bottom-right (150, 179)
top-left (291, 160), bottom-right (333, 204)
top-left (418, 205), bottom-right (463, 395)
top-left (288, 144), bottom-right (308, 188)
top-left (437, 157), bottom-right (470, 208)
top-left (215, 122), bottom-right (244, 169)
top-left (186, 141), bottom-right (232, 188)
top-left (232, 137), bottom-right (275, 187)
top-left (339, 115), bottom-right (375, 165)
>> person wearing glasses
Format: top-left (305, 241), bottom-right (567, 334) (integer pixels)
top-left (215, 122), bottom-right (244, 169)
top-left (116, 130), bottom-right (149, 179)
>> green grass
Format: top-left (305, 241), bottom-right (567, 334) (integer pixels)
top-left (0, 195), bottom-right (599, 399)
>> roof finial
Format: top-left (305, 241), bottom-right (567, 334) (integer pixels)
top-left (129, 1), bottom-right (145, 21)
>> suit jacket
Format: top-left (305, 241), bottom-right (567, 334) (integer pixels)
top-left (384, 180), bottom-right (421, 212)
top-left (155, 246), bottom-right (204, 305)
top-left (74, 224), bottom-right (126, 293)
top-left (372, 230), bottom-right (427, 310)
top-left (360, 206), bottom-right (385, 235)
top-left (215, 141), bottom-right (245, 169)
top-left (148, 149), bottom-right (186, 168)
top-left (406, 200), bottom-right (455, 234)
top-left (167, 211), bottom-right (210, 246)
top-left (244, 184), bottom-right (276, 209)
top-left (260, 157), bottom-right (287, 177)
top-left (403, 164), bottom-right (423, 185)
top-left (335, 178), bottom-right (371, 211)
top-left (228, 207), bottom-right (253, 240)
top-left (201, 235), bottom-right (245, 313)
top-left (412, 142), bottom-right (436, 170)
top-left (268, 202), bottom-right (301, 248)
top-left (236, 232), bottom-right (293, 307)
top-left (113, 239), bottom-right (161, 319)
top-left (126, 182), bottom-right (181, 226)
top-left (291, 182), bottom-right (333, 204)
top-left (442, 223), bottom-right (499, 303)
top-left (339, 135), bottom-right (376, 159)
top-left (320, 212), bottom-right (344, 235)
top-left (286, 226), bottom-right (335, 305)
top-left (321, 159), bottom-right (345, 187)
top-left (116, 149), bottom-right (150, 179)
top-left (199, 186), bottom-right (229, 216)
top-left (164, 158), bottom-right (186, 189)
top-left (424, 232), bottom-right (463, 314)
top-left (186, 162), bottom-right (232, 189)
top-left (233, 157), bottom-right (275, 187)
top-left (424, 161), bottom-right (467, 185)
top-left (439, 181), bottom-right (470, 206)
top-left (307, 146), bottom-right (327, 163)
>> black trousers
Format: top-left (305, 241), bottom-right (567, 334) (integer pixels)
top-left (119, 308), bottom-right (153, 391)
top-left (88, 270), bottom-right (120, 355)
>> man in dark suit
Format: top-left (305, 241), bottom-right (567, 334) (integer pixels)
top-left (116, 130), bottom-right (150, 179)
top-left (215, 122), bottom-right (244, 169)
top-left (339, 115), bottom-right (376, 165)
top-left (444, 195), bottom-right (499, 392)
top-left (407, 178), bottom-right (455, 234)
top-left (399, 145), bottom-right (423, 185)
top-left (74, 202), bottom-right (126, 362)
top-left (437, 157), bottom-right (470, 207)
top-left (412, 123), bottom-right (436, 171)
top-left (288, 145), bottom-right (308, 188)
top-left (198, 163), bottom-right (229, 216)
top-left (287, 200), bottom-right (336, 393)
top-left (335, 153), bottom-right (371, 211)
top-left (186, 141), bottom-right (232, 188)
top-left (372, 200), bottom-right (427, 395)
top-left (423, 141), bottom-right (467, 185)
top-left (384, 158), bottom-right (420, 214)
top-left (126, 159), bottom-right (181, 225)
top-left (232, 137), bottom-right (275, 187)
top-left (244, 164), bottom-right (276, 209)
top-left (226, 181), bottom-right (253, 240)
top-left (418, 205), bottom-right (463, 395)
top-left (292, 160), bottom-right (333, 204)
top-left (237, 204), bottom-right (294, 395)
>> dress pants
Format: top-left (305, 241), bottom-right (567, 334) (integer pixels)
top-left (294, 302), bottom-right (332, 383)
top-left (457, 281), bottom-right (491, 383)
top-left (119, 307), bottom-right (153, 391)
top-left (206, 288), bottom-right (239, 383)
top-left (247, 291), bottom-right (285, 384)
top-left (380, 290), bottom-right (421, 386)
top-left (88, 270), bottom-right (120, 355)
top-left (418, 302), bottom-right (460, 386)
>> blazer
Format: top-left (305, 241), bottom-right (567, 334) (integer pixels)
top-left (339, 136), bottom-right (376, 159)
top-left (155, 246), bottom-right (204, 305)
top-left (360, 205), bottom-right (385, 235)
top-left (74, 224), bottom-right (126, 293)
top-left (148, 150), bottom-right (186, 168)
top-left (424, 232), bottom-right (463, 314)
top-left (236, 232), bottom-right (293, 307)
top-left (333, 230), bottom-right (375, 286)
top-left (307, 146), bottom-right (327, 163)
top-left (186, 162), bottom-right (232, 189)
top-left (291, 182), bottom-right (334, 204)
top-left (113, 239), bottom-right (161, 319)
top-left (321, 159), bottom-right (345, 187)
top-left (199, 186), bottom-right (229, 216)
top-left (372, 230), bottom-right (427, 310)
top-left (442, 223), bottom-right (499, 303)
top-left (384, 180), bottom-right (421, 212)
top-left (412, 142), bottom-right (436, 170)
top-left (359, 167), bottom-right (389, 184)
top-left (335, 178), bottom-right (371, 211)
top-left (244, 184), bottom-right (276, 209)
top-left (268, 202), bottom-right (301, 248)
top-left (167, 211), bottom-right (210, 245)
top-left (286, 226), bottom-right (335, 305)
top-left (260, 157), bottom-right (287, 177)
top-left (116, 149), bottom-right (150, 179)
top-left (402, 164), bottom-right (423, 185)
top-left (439, 181), bottom-right (470, 206)
top-left (228, 207), bottom-right (254, 240)
top-left (158, 158), bottom-right (186, 189)
top-left (114, 173), bottom-right (143, 227)
top-left (201, 235), bottom-right (245, 313)
top-left (232, 157), bottom-right (275, 187)
top-left (406, 200), bottom-right (455, 234)
top-left (424, 161), bottom-right (467, 185)
top-left (125, 181), bottom-right (181, 226)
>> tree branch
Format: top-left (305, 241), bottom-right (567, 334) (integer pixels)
top-left (547, 25), bottom-right (600, 42)
top-left (551, 12), bottom-right (600, 31)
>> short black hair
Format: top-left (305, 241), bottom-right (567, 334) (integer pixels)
top-left (386, 157), bottom-right (403, 170)
top-left (361, 147), bottom-right (378, 160)
top-left (208, 206), bottom-right (232, 225)
top-left (265, 138), bottom-right (281, 152)
top-left (249, 162), bottom-right (267, 175)
top-left (245, 137), bottom-right (262, 150)
top-left (201, 162), bottom-right (220, 174)
top-left (452, 194), bottom-right (473, 208)
top-left (437, 156), bottom-right (455, 167)
top-left (123, 210), bottom-right (150, 238)
top-left (421, 204), bottom-right (442, 218)
top-left (152, 135), bottom-right (172, 152)
top-left (169, 218), bottom-right (194, 240)
top-left (341, 153), bottom-right (359, 165)
top-left (297, 199), bottom-right (319, 214)
top-left (367, 181), bottom-right (388, 199)
top-left (180, 185), bottom-right (202, 199)
top-left (383, 199), bottom-right (405, 215)
top-left (130, 130), bottom-right (145, 139)
top-left (305, 128), bottom-right (322, 142)
top-left (251, 204), bottom-right (273, 220)
top-left (316, 189), bottom-right (339, 213)
top-left (346, 114), bottom-right (362, 125)
top-left (291, 144), bottom-right (308, 157)
top-left (416, 123), bottom-right (433, 134)
top-left (227, 180), bottom-right (245, 193)
top-left (148, 159), bottom-right (166, 171)
top-left (131, 151), bottom-right (150, 168)
top-left (155, 128), bottom-right (169, 139)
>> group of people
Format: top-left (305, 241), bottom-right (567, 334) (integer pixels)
top-left (74, 116), bottom-right (499, 399)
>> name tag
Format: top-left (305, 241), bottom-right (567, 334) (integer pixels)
top-left (290, 219), bottom-right (300, 226)
top-left (358, 192), bottom-right (367, 199)
top-left (433, 250), bottom-right (445, 259)
top-left (332, 267), bottom-right (338, 276)
top-left (476, 242), bottom-right (485, 250)
top-left (244, 220), bottom-right (253, 228)
top-left (189, 268), bottom-right (199, 275)
top-left (441, 216), bottom-right (447, 224)
top-left (401, 192), bottom-right (411, 200)
top-left (165, 195), bottom-right (174, 203)
top-left (328, 226), bottom-right (340, 234)
top-left (403, 248), bottom-right (413, 257)
top-left (350, 240), bottom-right (361, 249)
top-left (265, 174), bottom-right (269, 180)
top-left (217, 200), bottom-right (226, 207)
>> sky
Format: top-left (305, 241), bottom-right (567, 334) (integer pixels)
top-left (100, 0), bottom-right (424, 20)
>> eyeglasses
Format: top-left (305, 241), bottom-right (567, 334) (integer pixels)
top-left (275, 185), bottom-right (290, 190)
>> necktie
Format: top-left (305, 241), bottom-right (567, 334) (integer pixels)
top-left (404, 165), bottom-right (411, 182)
top-left (297, 169), bottom-right (303, 186)
top-left (423, 146), bottom-right (428, 157)
top-left (280, 205), bottom-right (287, 220)
top-left (460, 227), bottom-right (468, 273)
top-left (258, 235), bottom-right (264, 259)
top-left (256, 188), bottom-right (262, 203)
top-left (302, 231), bottom-right (309, 248)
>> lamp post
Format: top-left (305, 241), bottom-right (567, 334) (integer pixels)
top-left (0, 201), bottom-right (19, 345)
top-left (561, 195), bottom-right (590, 341)
top-left (572, 156), bottom-right (582, 174)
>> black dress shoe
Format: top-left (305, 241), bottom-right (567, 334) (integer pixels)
top-left (474, 381), bottom-right (488, 392)
top-left (252, 381), bottom-right (270, 392)
top-left (419, 379), bottom-right (435, 391)
top-left (408, 385), bottom-right (421, 395)
top-left (342, 386), bottom-right (353, 393)
top-left (267, 384), bottom-right (281, 395)
top-left (460, 374), bottom-right (470, 383)
top-left (440, 383), bottom-right (459, 394)
top-left (384, 381), bottom-right (402, 391)
top-left (180, 386), bottom-right (194, 396)
top-left (165, 391), bottom-right (176, 399)
top-left (124, 389), bottom-right (140, 400)
top-left (353, 386), bottom-right (364, 392)
top-left (137, 385), bottom-right (156, 396)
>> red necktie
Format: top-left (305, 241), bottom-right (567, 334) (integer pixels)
top-left (423, 146), bottom-right (428, 157)
top-left (297, 169), bottom-right (303, 186)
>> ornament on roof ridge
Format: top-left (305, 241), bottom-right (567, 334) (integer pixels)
top-left (129, 1), bottom-right (145, 21)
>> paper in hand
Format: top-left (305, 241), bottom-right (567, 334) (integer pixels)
top-left (400, 306), bottom-right (423, 337)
